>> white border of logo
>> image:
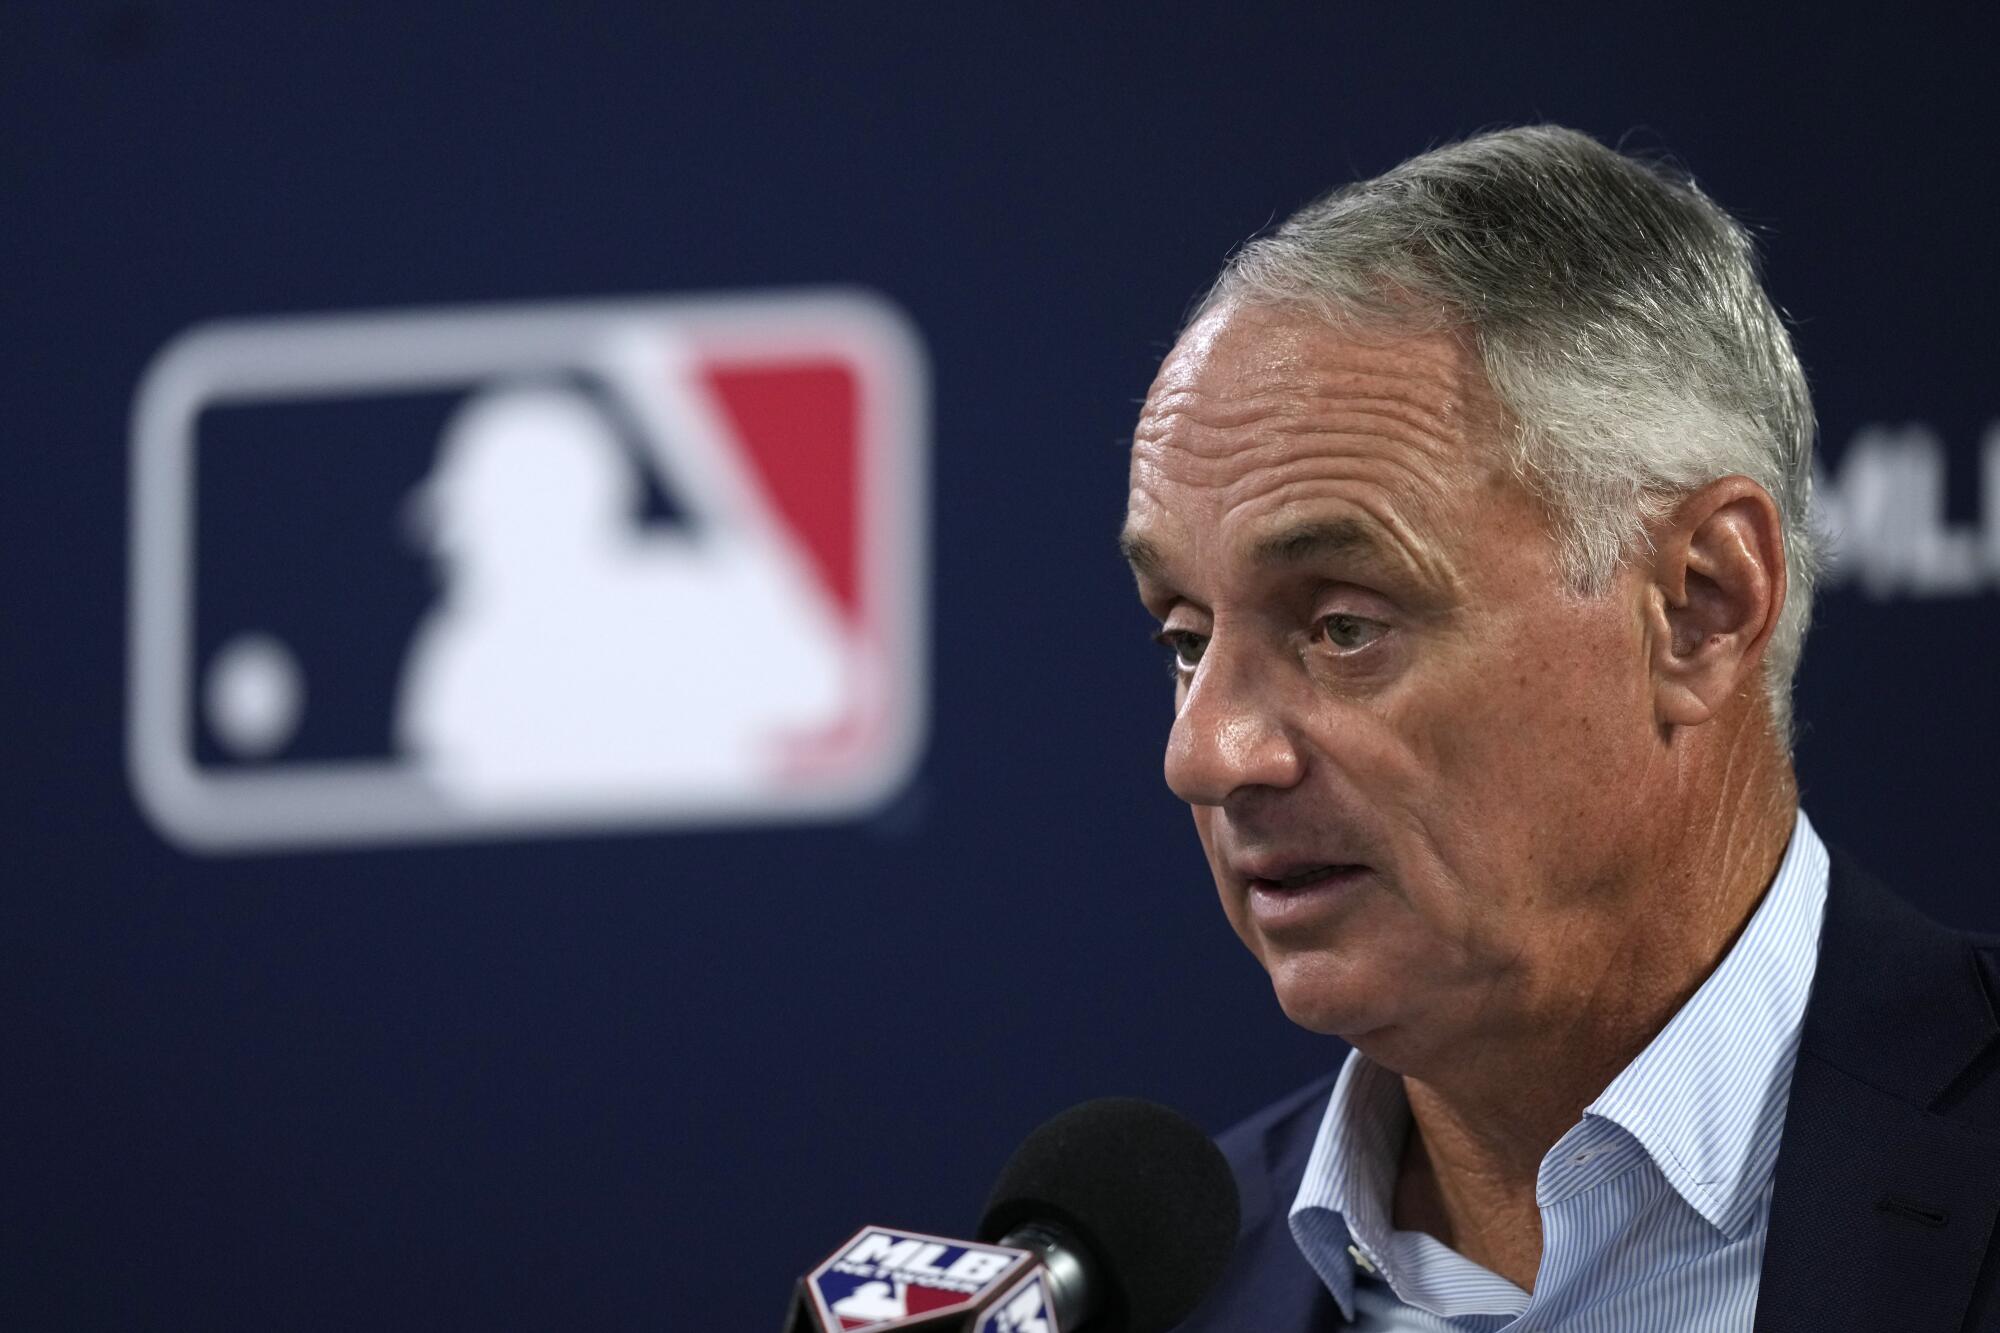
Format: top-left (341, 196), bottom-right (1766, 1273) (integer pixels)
top-left (806, 1227), bottom-right (1033, 1333)
top-left (127, 290), bottom-right (928, 853)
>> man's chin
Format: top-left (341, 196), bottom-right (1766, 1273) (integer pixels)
top-left (1265, 960), bottom-right (1381, 1038)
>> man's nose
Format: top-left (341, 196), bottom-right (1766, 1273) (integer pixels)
top-left (1164, 643), bottom-right (1304, 806)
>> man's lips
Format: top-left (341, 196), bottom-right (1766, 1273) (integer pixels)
top-left (1236, 861), bottom-right (1371, 929)
top-left (1233, 853), bottom-right (1369, 888)
top-left (1246, 863), bottom-right (1363, 891)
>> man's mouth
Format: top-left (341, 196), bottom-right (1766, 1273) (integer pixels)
top-left (1239, 861), bottom-right (1369, 930)
top-left (1247, 864), bottom-right (1366, 893)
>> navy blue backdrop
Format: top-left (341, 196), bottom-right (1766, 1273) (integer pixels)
top-left (6, 5), bottom-right (1998, 1329)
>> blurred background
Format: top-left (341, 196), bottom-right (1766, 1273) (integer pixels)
top-left (5, 3), bottom-right (1997, 1328)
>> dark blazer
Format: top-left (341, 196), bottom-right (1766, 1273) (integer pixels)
top-left (1174, 853), bottom-right (2000, 1332)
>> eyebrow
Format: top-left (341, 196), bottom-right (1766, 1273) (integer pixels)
top-left (1250, 518), bottom-right (1393, 571)
top-left (1120, 517), bottom-right (1396, 580)
top-left (1118, 530), bottom-right (1168, 581)
top-left (1120, 512), bottom-right (1416, 600)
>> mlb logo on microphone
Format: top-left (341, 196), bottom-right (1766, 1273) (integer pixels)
top-left (805, 1228), bottom-right (1032, 1332)
top-left (127, 292), bottom-right (927, 851)
top-left (974, 1269), bottom-right (1058, 1333)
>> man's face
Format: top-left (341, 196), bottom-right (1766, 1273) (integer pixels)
top-left (1123, 301), bottom-right (1664, 1073)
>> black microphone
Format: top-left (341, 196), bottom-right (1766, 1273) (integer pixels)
top-left (784, 1098), bottom-right (1240, 1333)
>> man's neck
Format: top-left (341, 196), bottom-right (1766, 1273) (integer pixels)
top-left (1386, 752), bottom-right (1799, 1290)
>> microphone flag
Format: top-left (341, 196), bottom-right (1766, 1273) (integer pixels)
top-left (783, 1226), bottom-right (1061, 1333)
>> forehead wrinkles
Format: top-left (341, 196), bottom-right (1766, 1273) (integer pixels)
top-left (1131, 353), bottom-right (1499, 586)
top-left (1131, 444), bottom-right (1457, 595)
top-left (1133, 381), bottom-right (1473, 491)
top-left (1138, 352), bottom-right (1474, 442)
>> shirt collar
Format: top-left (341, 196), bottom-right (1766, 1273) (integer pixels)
top-left (1286, 809), bottom-right (1831, 1311)
top-left (1287, 1048), bottom-right (1398, 1321)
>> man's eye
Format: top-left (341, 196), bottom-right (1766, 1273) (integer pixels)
top-left (1153, 629), bottom-right (1207, 677)
top-left (1319, 613), bottom-right (1387, 652)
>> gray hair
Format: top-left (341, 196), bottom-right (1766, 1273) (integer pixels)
top-left (1197, 125), bottom-right (1821, 744)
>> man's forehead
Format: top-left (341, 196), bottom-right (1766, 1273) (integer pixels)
top-left (1143, 300), bottom-right (1486, 411)
top-left (1124, 304), bottom-right (1514, 597)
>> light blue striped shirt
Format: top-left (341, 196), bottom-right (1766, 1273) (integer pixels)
top-left (1289, 810), bottom-right (1831, 1331)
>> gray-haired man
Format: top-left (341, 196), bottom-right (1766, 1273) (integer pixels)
top-left (1123, 127), bottom-right (2000, 1331)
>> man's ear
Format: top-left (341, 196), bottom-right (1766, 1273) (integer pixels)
top-left (1647, 476), bottom-right (1788, 728)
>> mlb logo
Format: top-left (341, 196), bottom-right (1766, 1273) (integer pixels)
top-left (973, 1269), bottom-right (1059, 1333)
top-left (804, 1228), bottom-right (1031, 1333)
top-left (127, 292), bottom-right (927, 851)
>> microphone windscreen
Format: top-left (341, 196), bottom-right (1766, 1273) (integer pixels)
top-left (976, 1097), bottom-right (1240, 1333)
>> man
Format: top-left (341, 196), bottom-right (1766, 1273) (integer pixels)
top-left (1121, 126), bottom-right (2000, 1331)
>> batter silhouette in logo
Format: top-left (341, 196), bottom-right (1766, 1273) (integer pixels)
top-left (829, 1279), bottom-right (908, 1322)
top-left (394, 331), bottom-right (851, 811)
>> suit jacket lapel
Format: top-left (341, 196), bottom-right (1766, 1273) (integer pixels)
top-left (1755, 853), bottom-right (2000, 1332)
top-left (1180, 1073), bottom-right (1346, 1331)
top-left (1237, 1077), bottom-right (1348, 1329)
